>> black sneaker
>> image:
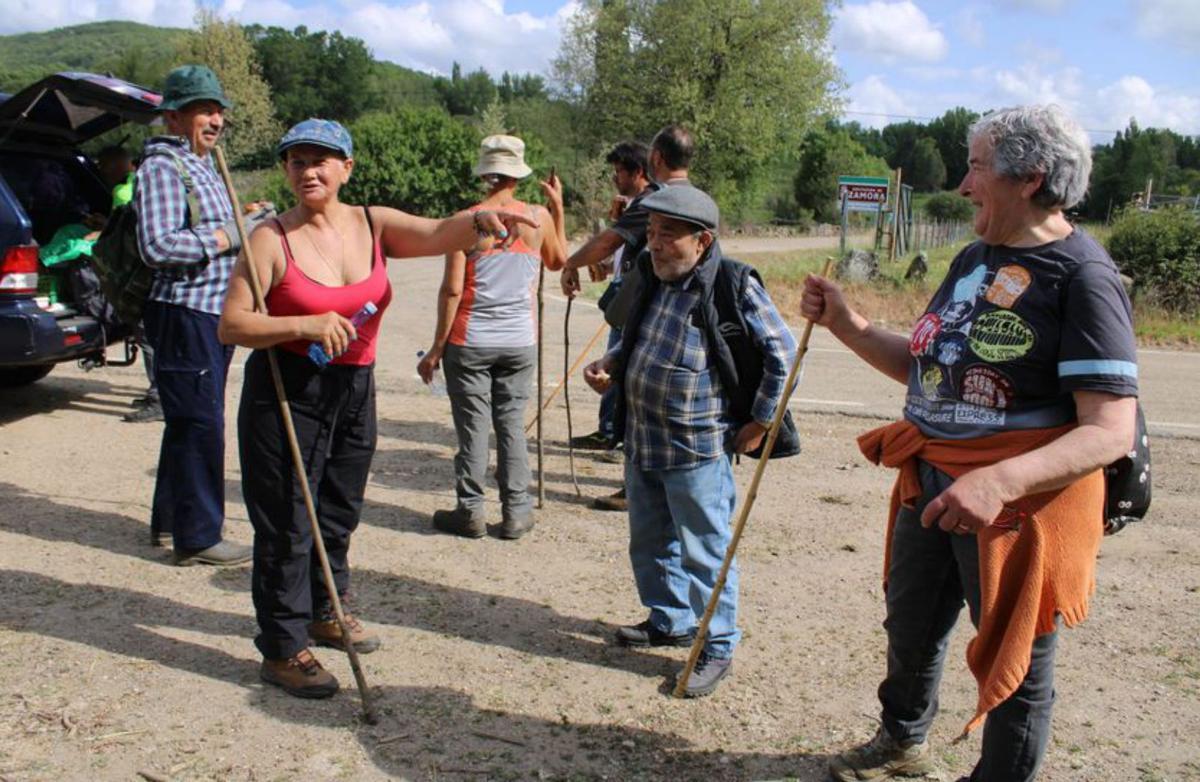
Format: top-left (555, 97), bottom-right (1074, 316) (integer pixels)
top-left (432, 507), bottom-right (486, 538)
top-left (123, 400), bottom-right (164, 423)
top-left (590, 488), bottom-right (627, 512)
top-left (681, 653), bottom-right (732, 698)
top-left (569, 431), bottom-right (613, 451)
top-left (614, 619), bottom-right (695, 648)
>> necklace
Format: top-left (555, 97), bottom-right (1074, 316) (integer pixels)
top-left (302, 220), bottom-right (346, 282)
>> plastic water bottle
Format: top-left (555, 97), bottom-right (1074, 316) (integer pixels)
top-left (416, 350), bottom-right (448, 397)
top-left (307, 301), bottom-right (378, 368)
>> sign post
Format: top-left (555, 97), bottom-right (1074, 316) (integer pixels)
top-left (838, 175), bottom-right (889, 258)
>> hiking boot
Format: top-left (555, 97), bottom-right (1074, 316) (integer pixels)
top-left (681, 653), bottom-right (733, 698)
top-left (260, 649), bottom-right (339, 699)
top-left (614, 619), bottom-right (695, 648)
top-left (570, 430), bottom-right (613, 451)
top-left (309, 613), bottom-right (381, 654)
top-left (828, 725), bottom-right (935, 781)
top-left (432, 507), bottom-right (486, 538)
top-left (173, 540), bottom-right (252, 567)
top-left (499, 510), bottom-right (534, 540)
top-left (123, 400), bottom-right (164, 423)
top-left (590, 488), bottom-right (628, 512)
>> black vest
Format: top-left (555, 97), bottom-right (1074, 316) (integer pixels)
top-left (612, 241), bottom-right (801, 460)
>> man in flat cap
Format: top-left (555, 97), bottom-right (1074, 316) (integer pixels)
top-left (136, 65), bottom-right (265, 566)
top-left (583, 185), bottom-right (797, 697)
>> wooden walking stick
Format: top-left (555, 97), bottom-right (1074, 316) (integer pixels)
top-left (536, 263), bottom-right (546, 508)
top-left (525, 320), bottom-right (607, 433)
top-left (214, 147), bottom-right (377, 724)
top-left (672, 258), bottom-right (835, 699)
top-left (563, 297), bottom-right (581, 495)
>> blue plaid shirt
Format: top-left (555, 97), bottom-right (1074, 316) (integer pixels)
top-left (623, 270), bottom-right (796, 470)
top-left (135, 137), bottom-right (236, 315)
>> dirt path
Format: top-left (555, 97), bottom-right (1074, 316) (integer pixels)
top-left (1, 256), bottom-right (1197, 782)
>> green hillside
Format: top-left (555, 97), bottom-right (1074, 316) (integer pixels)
top-left (0, 21), bottom-right (187, 92)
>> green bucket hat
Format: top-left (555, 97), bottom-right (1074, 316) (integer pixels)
top-left (159, 65), bottom-right (232, 111)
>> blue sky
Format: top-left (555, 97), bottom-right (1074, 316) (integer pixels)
top-left (3, 0), bottom-right (1197, 141)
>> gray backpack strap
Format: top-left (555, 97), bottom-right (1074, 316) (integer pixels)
top-left (167, 155), bottom-right (202, 228)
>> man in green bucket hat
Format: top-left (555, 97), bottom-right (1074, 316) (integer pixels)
top-left (135, 63), bottom-right (262, 566)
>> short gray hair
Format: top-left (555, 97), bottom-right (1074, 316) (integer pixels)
top-left (968, 105), bottom-right (1092, 210)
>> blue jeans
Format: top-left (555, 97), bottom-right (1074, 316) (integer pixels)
top-left (880, 460), bottom-right (1057, 782)
top-left (625, 454), bottom-right (740, 658)
top-left (597, 326), bottom-right (622, 440)
top-left (144, 301), bottom-right (234, 551)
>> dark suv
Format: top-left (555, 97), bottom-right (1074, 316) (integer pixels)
top-left (0, 72), bottom-right (161, 387)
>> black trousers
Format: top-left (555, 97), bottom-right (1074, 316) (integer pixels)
top-left (238, 349), bottom-right (377, 660)
top-left (144, 301), bottom-right (234, 550)
top-left (879, 460), bottom-right (1057, 782)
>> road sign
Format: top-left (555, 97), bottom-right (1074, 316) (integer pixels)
top-left (838, 175), bottom-right (890, 212)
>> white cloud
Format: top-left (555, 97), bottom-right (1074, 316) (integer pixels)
top-left (844, 75), bottom-right (910, 127)
top-left (0, 0), bottom-right (196, 35)
top-left (0, 0), bottom-right (573, 77)
top-left (835, 1), bottom-right (948, 64)
top-left (988, 0), bottom-right (1073, 10)
top-left (841, 67), bottom-right (1200, 142)
top-left (1095, 76), bottom-right (1200, 136)
top-left (1134, 0), bottom-right (1200, 53)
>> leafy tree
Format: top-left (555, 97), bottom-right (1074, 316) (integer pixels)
top-left (435, 62), bottom-right (498, 117)
top-left (246, 25), bottom-right (374, 125)
top-left (793, 126), bottom-right (890, 223)
top-left (923, 191), bottom-right (974, 222)
top-left (553, 0), bottom-right (839, 221)
top-left (176, 10), bottom-right (281, 166)
top-left (879, 121), bottom-right (922, 174)
top-left (908, 137), bottom-right (947, 192)
top-left (497, 72), bottom-right (547, 103)
top-left (925, 107), bottom-right (978, 187)
top-left (1108, 206), bottom-right (1200, 313)
top-left (340, 108), bottom-right (481, 215)
top-left (370, 61), bottom-right (442, 112)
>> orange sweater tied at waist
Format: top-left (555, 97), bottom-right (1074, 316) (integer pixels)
top-left (857, 419), bottom-right (1104, 736)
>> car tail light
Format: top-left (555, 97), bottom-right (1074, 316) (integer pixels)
top-left (0, 244), bottom-right (39, 295)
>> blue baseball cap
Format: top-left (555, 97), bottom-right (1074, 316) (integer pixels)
top-left (276, 119), bottom-right (353, 160)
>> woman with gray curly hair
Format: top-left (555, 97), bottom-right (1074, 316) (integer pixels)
top-left (802, 104), bottom-right (1138, 782)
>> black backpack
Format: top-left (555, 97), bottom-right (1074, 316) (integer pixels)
top-left (705, 259), bottom-right (802, 460)
top-left (91, 153), bottom-right (199, 326)
top-left (1103, 402), bottom-right (1152, 534)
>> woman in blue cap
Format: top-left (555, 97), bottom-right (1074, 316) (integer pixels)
top-left (219, 119), bottom-right (536, 699)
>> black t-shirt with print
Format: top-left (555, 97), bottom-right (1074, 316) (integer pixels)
top-left (610, 183), bottom-right (660, 275)
top-left (903, 228), bottom-right (1138, 439)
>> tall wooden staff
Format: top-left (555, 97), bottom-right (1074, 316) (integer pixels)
top-left (563, 297), bottom-right (581, 495)
top-left (536, 264), bottom-right (546, 508)
top-left (214, 147), bottom-right (376, 724)
top-left (672, 258), bottom-right (835, 698)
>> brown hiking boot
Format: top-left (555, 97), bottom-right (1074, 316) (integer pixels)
top-left (308, 613), bottom-right (381, 654)
top-left (432, 507), bottom-right (487, 538)
top-left (590, 488), bottom-right (627, 512)
top-left (828, 725), bottom-right (935, 781)
top-left (260, 649), bottom-right (339, 699)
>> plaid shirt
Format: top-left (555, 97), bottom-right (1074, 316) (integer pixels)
top-left (136, 136), bottom-right (236, 315)
top-left (623, 270), bottom-right (796, 470)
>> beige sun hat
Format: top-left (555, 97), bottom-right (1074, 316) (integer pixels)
top-left (474, 134), bottom-right (533, 179)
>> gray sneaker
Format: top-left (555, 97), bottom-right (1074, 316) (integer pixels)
top-left (173, 540), bottom-right (252, 567)
top-left (123, 400), bottom-right (164, 423)
top-left (681, 653), bottom-right (732, 698)
top-left (828, 725), bottom-right (934, 781)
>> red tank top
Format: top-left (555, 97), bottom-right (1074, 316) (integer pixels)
top-left (265, 206), bottom-right (393, 366)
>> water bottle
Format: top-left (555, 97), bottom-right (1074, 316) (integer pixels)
top-left (307, 301), bottom-right (378, 368)
top-left (416, 350), bottom-right (448, 397)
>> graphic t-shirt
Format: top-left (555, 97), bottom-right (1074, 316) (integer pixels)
top-left (904, 228), bottom-right (1138, 439)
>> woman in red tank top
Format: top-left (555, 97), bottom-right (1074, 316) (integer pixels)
top-left (217, 119), bottom-right (536, 700)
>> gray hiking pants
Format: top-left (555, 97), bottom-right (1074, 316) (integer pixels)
top-left (443, 344), bottom-right (536, 520)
